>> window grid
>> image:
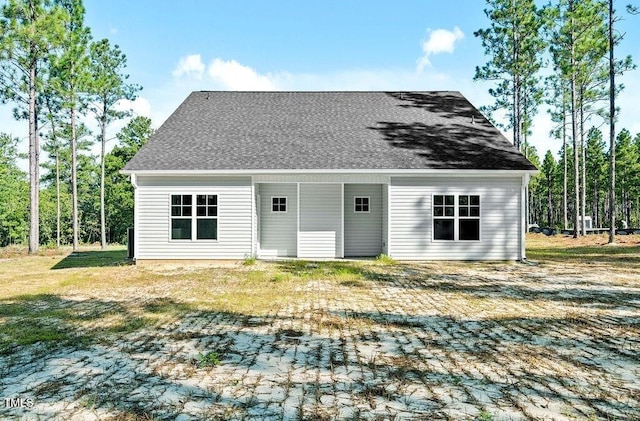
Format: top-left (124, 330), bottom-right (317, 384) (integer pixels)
top-left (354, 197), bottom-right (370, 213)
top-left (170, 194), bottom-right (218, 241)
top-left (433, 194), bottom-right (480, 242)
top-left (272, 197), bottom-right (287, 212)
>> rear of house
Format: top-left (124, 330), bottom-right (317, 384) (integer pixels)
top-left (123, 91), bottom-right (537, 262)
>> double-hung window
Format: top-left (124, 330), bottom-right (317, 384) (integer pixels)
top-left (433, 194), bottom-right (480, 241)
top-left (196, 195), bottom-right (218, 239)
top-left (170, 194), bottom-right (218, 240)
top-left (171, 195), bottom-right (192, 240)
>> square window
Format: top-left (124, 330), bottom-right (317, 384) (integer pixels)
top-left (171, 218), bottom-right (192, 240)
top-left (434, 219), bottom-right (454, 241)
top-left (272, 197), bottom-right (287, 212)
top-left (354, 197), bottom-right (369, 212)
top-left (197, 219), bottom-right (217, 240)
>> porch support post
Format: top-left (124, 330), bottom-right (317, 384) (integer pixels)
top-left (520, 174), bottom-right (529, 260)
top-left (296, 182), bottom-right (300, 257)
top-left (340, 183), bottom-right (345, 258)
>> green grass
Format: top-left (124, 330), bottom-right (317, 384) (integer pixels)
top-left (375, 253), bottom-right (397, 265)
top-left (526, 233), bottom-right (640, 265)
top-left (1, 236), bottom-right (636, 356)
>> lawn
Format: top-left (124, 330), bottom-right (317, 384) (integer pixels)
top-left (0, 235), bottom-right (638, 420)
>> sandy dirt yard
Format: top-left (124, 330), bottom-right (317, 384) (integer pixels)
top-left (0, 235), bottom-right (638, 420)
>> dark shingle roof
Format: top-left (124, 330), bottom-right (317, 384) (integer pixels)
top-left (123, 91), bottom-right (537, 172)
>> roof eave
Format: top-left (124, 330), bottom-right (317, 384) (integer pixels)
top-left (121, 168), bottom-right (539, 177)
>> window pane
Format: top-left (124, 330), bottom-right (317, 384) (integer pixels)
top-left (209, 206), bottom-right (218, 216)
top-left (470, 207), bottom-right (480, 217)
top-left (355, 197), bottom-right (362, 206)
top-left (197, 195), bottom-right (206, 206)
top-left (183, 206), bottom-right (192, 216)
top-left (171, 195), bottom-right (181, 206)
top-left (197, 219), bottom-right (217, 240)
top-left (182, 195), bottom-right (192, 206)
top-left (171, 219), bottom-right (191, 240)
top-left (197, 207), bottom-right (206, 216)
top-left (272, 204), bottom-right (278, 212)
top-left (434, 219), bottom-right (454, 240)
top-left (208, 195), bottom-right (217, 206)
top-left (445, 195), bottom-right (455, 205)
top-left (459, 207), bottom-right (469, 217)
top-left (171, 206), bottom-right (181, 216)
top-left (434, 207), bottom-right (444, 217)
top-left (459, 219), bottom-right (480, 241)
top-left (459, 195), bottom-right (468, 205)
top-left (470, 196), bottom-right (480, 206)
top-left (445, 206), bottom-right (455, 217)
top-left (434, 195), bottom-right (443, 206)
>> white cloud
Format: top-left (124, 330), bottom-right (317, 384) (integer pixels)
top-left (207, 59), bottom-right (277, 91)
top-left (116, 97), bottom-right (152, 118)
top-left (417, 26), bottom-right (464, 71)
top-left (172, 54), bottom-right (205, 80)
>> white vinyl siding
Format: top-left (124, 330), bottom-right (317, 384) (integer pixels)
top-left (299, 184), bottom-right (342, 258)
top-left (344, 184), bottom-right (383, 257)
top-left (389, 177), bottom-right (521, 260)
top-left (135, 176), bottom-right (252, 259)
top-left (259, 184), bottom-right (297, 258)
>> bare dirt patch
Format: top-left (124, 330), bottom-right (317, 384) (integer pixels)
top-left (0, 240), bottom-right (638, 420)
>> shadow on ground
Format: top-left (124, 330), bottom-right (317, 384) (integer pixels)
top-left (51, 249), bottom-right (131, 269)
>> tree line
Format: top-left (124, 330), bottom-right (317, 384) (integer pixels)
top-left (0, 0), bottom-right (150, 251)
top-left (475, 0), bottom-right (637, 239)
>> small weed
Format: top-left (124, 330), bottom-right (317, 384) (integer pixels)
top-left (375, 254), bottom-right (396, 265)
top-left (242, 255), bottom-right (257, 266)
top-left (476, 411), bottom-right (494, 421)
top-left (196, 351), bottom-right (221, 368)
top-left (271, 273), bottom-right (290, 283)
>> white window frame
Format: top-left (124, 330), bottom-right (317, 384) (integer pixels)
top-left (195, 194), bottom-right (219, 241)
top-left (169, 193), bottom-right (219, 242)
top-left (354, 196), bottom-right (370, 213)
top-left (271, 196), bottom-right (288, 213)
top-left (432, 194), bottom-right (481, 242)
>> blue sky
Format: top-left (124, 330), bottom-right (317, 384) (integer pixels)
top-left (2, 0), bottom-right (639, 162)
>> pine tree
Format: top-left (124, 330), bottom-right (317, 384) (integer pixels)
top-left (88, 38), bottom-right (140, 249)
top-left (0, 0), bottom-right (66, 252)
top-left (47, 0), bottom-right (92, 252)
top-left (474, 0), bottom-right (545, 151)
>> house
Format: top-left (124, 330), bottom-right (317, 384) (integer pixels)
top-left (122, 91), bottom-right (538, 262)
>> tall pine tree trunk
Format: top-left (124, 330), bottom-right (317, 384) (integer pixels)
top-left (100, 109), bottom-right (107, 249)
top-left (55, 144), bottom-right (61, 248)
top-left (580, 100), bottom-right (587, 235)
top-left (563, 99), bottom-right (568, 230)
top-left (71, 106), bottom-right (79, 252)
top-left (28, 59), bottom-right (39, 253)
top-left (608, 0), bottom-right (616, 243)
top-left (570, 10), bottom-right (580, 238)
